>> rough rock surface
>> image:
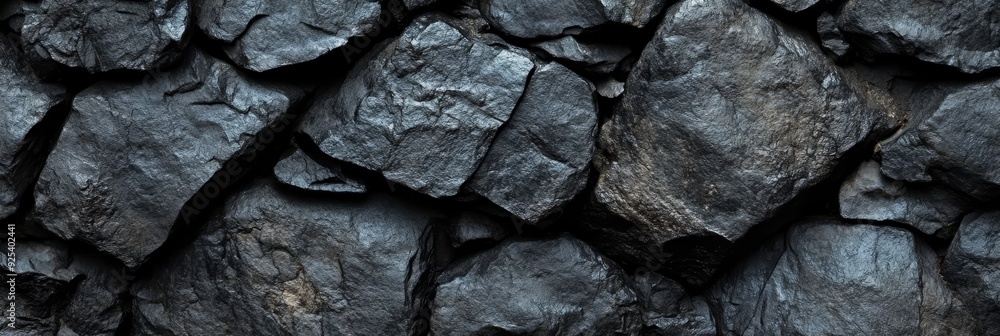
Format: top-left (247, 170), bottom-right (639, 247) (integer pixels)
top-left (589, 0), bottom-right (895, 285)
top-left (32, 50), bottom-right (304, 267)
top-left (0, 38), bottom-right (63, 220)
top-left (708, 219), bottom-right (974, 335)
top-left (879, 79), bottom-right (1000, 201)
top-left (19, 0), bottom-right (188, 72)
top-left (299, 14), bottom-right (534, 198)
top-left (533, 36), bottom-right (632, 74)
top-left (942, 210), bottom-right (1000, 335)
top-left (273, 146), bottom-right (366, 194)
top-left (839, 160), bottom-right (973, 238)
top-left (431, 236), bottom-right (642, 335)
top-left (480, 0), bottom-right (666, 39)
top-left (836, 0), bottom-right (1000, 73)
top-left (193, 0), bottom-right (384, 72)
top-left (467, 62), bottom-right (597, 223)
top-left (133, 179), bottom-right (440, 335)
top-left (0, 240), bottom-right (126, 336)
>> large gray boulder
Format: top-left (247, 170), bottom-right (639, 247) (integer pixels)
top-left (942, 209), bottom-right (1000, 336)
top-left (19, 0), bottom-right (188, 72)
top-left (589, 0), bottom-right (896, 285)
top-left (708, 219), bottom-right (975, 335)
top-left (480, 0), bottom-right (666, 39)
top-left (0, 38), bottom-right (64, 220)
top-left (835, 0), bottom-right (1000, 73)
top-left (132, 179), bottom-right (441, 335)
top-left (879, 78), bottom-right (1000, 201)
top-left (431, 236), bottom-right (643, 335)
top-left (466, 61), bottom-right (597, 223)
top-left (0, 240), bottom-right (127, 336)
top-left (298, 14), bottom-right (534, 198)
top-left (193, 0), bottom-right (385, 71)
top-left (32, 50), bottom-right (304, 267)
top-left (839, 160), bottom-right (973, 238)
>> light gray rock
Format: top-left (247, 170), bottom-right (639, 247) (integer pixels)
top-left (836, 0), bottom-right (1000, 73)
top-left (0, 240), bottom-right (127, 336)
top-left (708, 219), bottom-right (975, 335)
top-left (194, 0), bottom-right (384, 71)
top-left (839, 160), bottom-right (973, 238)
top-left (273, 146), bottom-right (366, 194)
top-left (132, 179), bottom-right (440, 335)
top-left (480, 0), bottom-right (667, 39)
top-left (534, 36), bottom-right (632, 74)
top-left (32, 50), bottom-right (304, 267)
top-left (298, 14), bottom-right (534, 198)
top-left (448, 210), bottom-right (509, 249)
top-left (431, 236), bottom-right (642, 335)
top-left (0, 38), bottom-right (63, 220)
top-left (20, 0), bottom-right (188, 72)
top-left (467, 62), bottom-right (597, 223)
top-left (879, 79), bottom-right (1000, 201)
top-left (589, 0), bottom-right (896, 285)
top-left (595, 77), bottom-right (626, 99)
top-left (942, 209), bottom-right (1000, 336)
top-left (632, 271), bottom-right (716, 336)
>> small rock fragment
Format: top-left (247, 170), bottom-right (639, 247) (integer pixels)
top-left (274, 146), bottom-right (366, 194)
top-left (534, 36), bottom-right (632, 74)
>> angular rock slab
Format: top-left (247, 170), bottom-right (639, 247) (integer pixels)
top-left (273, 146), bottom-right (366, 194)
top-left (133, 179), bottom-right (440, 335)
top-left (467, 62), bottom-right (597, 223)
top-left (480, 0), bottom-right (666, 39)
top-left (20, 0), bottom-right (188, 72)
top-left (193, 0), bottom-right (383, 71)
top-left (880, 78), bottom-right (1000, 201)
top-left (708, 219), bottom-right (975, 335)
top-left (431, 236), bottom-right (642, 335)
top-left (836, 0), bottom-right (1000, 73)
top-left (0, 240), bottom-right (127, 336)
top-left (0, 38), bottom-right (64, 219)
top-left (533, 36), bottom-right (632, 74)
top-left (942, 210), bottom-right (1000, 335)
top-left (32, 50), bottom-right (304, 267)
top-left (589, 0), bottom-right (895, 285)
top-left (840, 160), bottom-right (973, 238)
top-left (299, 14), bottom-right (534, 198)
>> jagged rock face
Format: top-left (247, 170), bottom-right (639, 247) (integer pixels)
top-left (19, 0), bottom-right (188, 72)
top-left (273, 145), bottom-right (366, 194)
top-left (708, 219), bottom-right (975, 335)
top-left (0, 38), bottom-right (64, 219)
top-left (467, 62), bottom-right (597, 223)
top-left (132, 179), bottom-right (440, 335)
top-left (193, 0), bottom-right (384, 71)
top-left (942, 210), bottom-right (1000, 335)
top-left (32, 50), bottom-right (304, 267)
top-left (835, 0), bottom-right (1000, 73)
top-left (589, 0), bottom-right (895, 285)
top-left (0, 240), bottom-right (126, 336)
top-left (299, 14), bottom-right (534, 198)
top-left (879, 79), bottom-right (1000, 201)
top-left (839, 161), bottom-right (973, 238)
top-left (431, 236), bottom-right (642, 335)
top-left (480, 0), bottom-right (666, 39)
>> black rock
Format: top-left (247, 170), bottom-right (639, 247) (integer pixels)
top-left (839, 160), bottom-right (973, 238)
top-left (447, 210), bottom-right (509, 249)
top-left (707, 219), bottom-right (974, 335)
top-left (132, 179), bottom-right (440, 335)
top-left (467, 61), bottom-right (597, 223)
top-left (431, 236), bottom-right (642, 335)
top-left (879, 78), bottom-right (1000, 201)
top-left (533, 36), bottom-right (632, 74)
top-left (273, 146), bottom-right (366, 194)
top-left (0, 38), bottom-right (63, 220)
top-left (942, 209), bottom-right (1000, 335)
top-left (588, 0), bottom-right (896, 285)
top-left (32, 50), bottom-right (304, 267)
top-left (193, 0), bottom-right (386, 71)
top-left (480, 0), bottom-right (666, 39)
top-left (817, 12), bottom-right (850, 58)
top-left (19, 0), bottom-right (188, 72)
top-left (835, 0), bottom-right (1000, 73)
top-left (298, 14), bottom-right (534, 198)
top-left (632, 271), bottom-right (716, 336)
top-left (0, 240), bottom-right (127, 336)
